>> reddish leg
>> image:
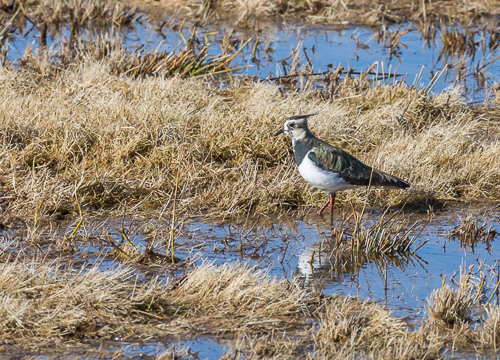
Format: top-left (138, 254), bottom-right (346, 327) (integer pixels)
top-left (316, 198), bottom-right (330, 216)
top-left (316, 194), bottom-right (336, 216)
top-left (329, 193), bottom-right (336, 216)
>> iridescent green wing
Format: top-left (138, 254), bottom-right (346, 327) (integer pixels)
top-left (308, 142), bottom-right (375, 186)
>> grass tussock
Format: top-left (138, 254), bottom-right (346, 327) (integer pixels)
top-left (310, 297), bottom-right (443, 359)
top-left (229, 297), bottom-right (444, 359)
top-left (168, 262), bottom-right (315, 332)
top-left (450, 215), bottom-right (499, 249)
top-left (427, 267), bottom-right (483, 326)
top-left (0, 258), bottom-right (172, 340)
top-left (0, 59), bottom-right (498, 220)
top-left (0, 254), bottom-right (315, 344)
top-left (481, 305), bottom-right (500, 349)
top-left (329, 207), bottom-right (426, 257)
top-left (315, 297), bottom-right (406, 346)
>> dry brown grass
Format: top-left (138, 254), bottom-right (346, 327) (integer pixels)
top-left (140, 0), bottom-right (500, 27)
top-left (481, 305), bottom-right (500, 350)
top-left (0, 55), bottom-right (500, 222)
top-left (315, 297), bottom-right (405, 345)
top-left (229, 294), bottom-right (492, 359)
top-left (227, 296), bottom-right (446, 359)
top-left (0, 56), bottom-right (499, 222)
top-left (0, 250), bottom-right (315, 346)
top-left (427, 267), bottom-right (482, 326)
top-left (3, 0), bottom-right (500, 28)
top-left (311, 297), bottom-right (443, 359)
top-left (0, 258), bottom-right (167, 341)
top-left (167, 262), bottom-right (316, 332)
top-left (1, 0), bottom-right (137, 29)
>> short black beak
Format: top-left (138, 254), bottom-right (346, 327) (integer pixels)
top-left (274, 129), bottom-right (285, 136)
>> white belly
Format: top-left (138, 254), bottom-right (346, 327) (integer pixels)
top-left (297, 152), bottom-right (357, 194)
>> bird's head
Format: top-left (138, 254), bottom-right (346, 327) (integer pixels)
top-left (274, 114), bottom-right (317, 141)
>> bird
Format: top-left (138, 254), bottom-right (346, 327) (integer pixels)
top-left (275, 114), bottom-right (410, 216)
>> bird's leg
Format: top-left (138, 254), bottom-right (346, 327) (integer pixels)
top-left (316, 197), bottom-right (331, 216)
top-left (329, 193), bottom-right (336, 216)
top-left (317, 194), bottom-right (336, 216)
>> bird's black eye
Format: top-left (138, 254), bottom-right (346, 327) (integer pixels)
top-left (289, 123), bottom-right (295, 128)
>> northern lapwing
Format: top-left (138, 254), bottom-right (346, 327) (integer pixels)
top-left (275, 114), bottom-right (410, 216)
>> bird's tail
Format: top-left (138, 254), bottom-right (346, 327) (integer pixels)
top-left (371, 169), bottom-right (410, 189)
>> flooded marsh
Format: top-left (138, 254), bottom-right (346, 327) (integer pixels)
top-left (0, 205), bottom-right (500, 358)
top-left (1, 0), bottom-right (500, 359)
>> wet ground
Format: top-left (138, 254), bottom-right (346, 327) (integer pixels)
top-left (3, 10), bottom-right (500, 359)
top-left (6, 203), bottom-right (499, 359)
top-left (148, 204), bottom-right (500, 318)
top-left (2, 337), bottom-right (228, 359)
top-left (6, 20), bottom-right (500, 102)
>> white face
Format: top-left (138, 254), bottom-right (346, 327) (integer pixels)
top-left (283, 118), bottom-right (308, 140)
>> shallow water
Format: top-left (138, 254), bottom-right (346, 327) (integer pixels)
top-left (2, 204), bottom-right (499, 358)
top-left (49, 204), bottom-right (499, 358)
top-left (97, 337), bottom-right (228, 359)
top-left (172, 205), bottom-right (500, 319)
top-left (63, 204), bottom-right (500, 320)
top-left (6, 20), bottom-right (500, 102)
top-left (4, 336), bottom-right (227, 359)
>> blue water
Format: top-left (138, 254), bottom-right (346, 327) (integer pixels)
top-left (105, 337), bottom-right (228, 359)
top-left (69, 204), bottom-right (500, 320)
top-left (4, 204), bottom-right (499, 358)
top-left (171, 205), bottom-right (500, 321)
top-left (8, 337), bottom-right (227, 359)
top-left (5, 21), bottom-right (500, 102)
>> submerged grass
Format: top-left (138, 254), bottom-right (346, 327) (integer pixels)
top-left (328, 207), bottom-right (427, 257)
top-left (450, 214), bottom-right (499, 249)
top-left (18, 27), bottom-right (251, 79)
